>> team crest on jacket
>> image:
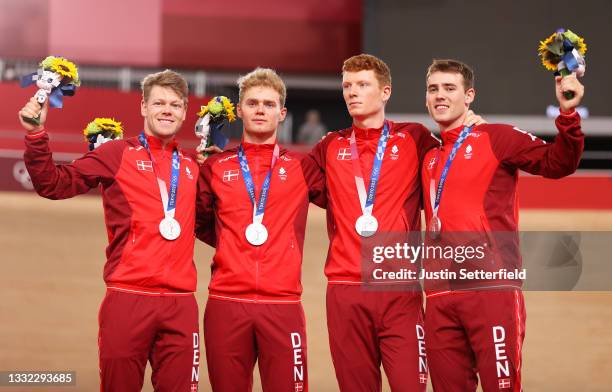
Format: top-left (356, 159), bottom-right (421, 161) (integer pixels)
top-left (427, 156), bottom-right (437, 170)
top-left (390, 144), bottom-right (400, 160)
top-left (278, 167), bottom-right (287, 181)
top-left (337, 148), bottom-right (351, 160)
top-left (464, 144), bottom-right (473, 160)
top-left (185, 166), bottom-right (194, 180)
top-left (222, 169), bottom-right (239, 182)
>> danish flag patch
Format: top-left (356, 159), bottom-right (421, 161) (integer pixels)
top-left (337, 148), bottom-right (351, 160)
top-left (223, 169), bottom-right (239, 182)
top-left (136, 160), bottom-right (153, 172)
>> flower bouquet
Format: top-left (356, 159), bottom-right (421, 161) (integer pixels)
top-left (538, 29), bottom-right (586, 98)
top-left (83, 118), bottom-right (123, 151)
top-left (195, 96), bottom-right (235, 152)
top-left (20, 56), bottom-right (80, 125)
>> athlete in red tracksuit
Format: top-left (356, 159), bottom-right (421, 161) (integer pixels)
top-left (310, 120), bottom-right (434, 391)
top-left (19, 70), bottom-right (201, 392)
top-left (195, 68), bottom-right (325, 392)
top-left (420, 59), bottom-right (585, 391)
top-left (308, 54), bottom-right (454, 392)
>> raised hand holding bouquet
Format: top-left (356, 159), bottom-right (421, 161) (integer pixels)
top-left (538, 28), bottom-right (586, 99)
top-left (20, 56), bottom-right (80, 125)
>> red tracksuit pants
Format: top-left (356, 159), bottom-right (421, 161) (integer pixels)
top-left (425, 289), bottom-right (526, 392)
top-left (98, 290), bottom-right (200, 392)
top-left (326, 285), bottom-right (427, 392)
top-left (203, 298), bottom-right (308, 392)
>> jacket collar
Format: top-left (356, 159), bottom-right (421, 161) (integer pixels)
top-left (144, 133), bottom-right (178, 151)
top-left (352, 120), bottom-right (393, 140)
top-left (240, 135), bottom-right (277, 152)
top-left (440, 125), bottom-right (468, 145)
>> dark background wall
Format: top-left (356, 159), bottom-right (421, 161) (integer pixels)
top-left (363, 0), bottom-right (610, 115)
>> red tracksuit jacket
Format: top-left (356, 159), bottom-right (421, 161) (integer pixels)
top-left (196, 142), bottom-right (326, 303)
top-left (309, 121), bottom-right (439, 284)
top-left (24, 131), bottom-right (199, 294)
top-left (421, 113), bottom-right (584, 294)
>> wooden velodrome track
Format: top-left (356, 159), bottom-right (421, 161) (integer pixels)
top-left (0, 192), bottom-right (611, 391)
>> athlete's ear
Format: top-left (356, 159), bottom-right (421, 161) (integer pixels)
top-left (465, 88), bottom-right (475, 105)
top-left (237, 102), bottom-right (243, 119)
top-left (279, 107), bottom-right (287, 122)
top-left (382, 85), bottom-right (392, 104)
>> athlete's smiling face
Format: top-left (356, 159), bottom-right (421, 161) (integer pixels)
top-left (141, 85), bottom-right (187, 140)
top-left (342, 70), bottom-right (391, 122)
top-left (426, 71), bottom-right (475, 131)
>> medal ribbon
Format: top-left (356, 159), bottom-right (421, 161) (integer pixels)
top-left (237, 144), bottom-right (280, 225)
top-left (138, 132), bottom-right (180, 220)
top-left (429, 125), bottom-right (473, 218)
top-left (349, 121), bottom-right (390, 216)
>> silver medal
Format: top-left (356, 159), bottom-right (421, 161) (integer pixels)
top-left (429, 215), bottom-right (442, 240)
top-left (159, 217), bottom-right (181, 241)
top-left (245, 222), bottom-right (268, 246)
top-left (355, 214), bottom-right (378, 237)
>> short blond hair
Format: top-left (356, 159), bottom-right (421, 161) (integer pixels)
top-left (343, 54), bottom-right (392, 88)
top-left (237, 67), bottom-right (287, 107)
top-left (141, 69), bottom-right (189, 103)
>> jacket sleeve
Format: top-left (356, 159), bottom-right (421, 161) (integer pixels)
top-left (195, 159), bottom-right (217, 247)
top-left (300, 153), bottom-right (327, 208)
top-left (409, 124), bottom-right (440, 211)
top-left (23, 130), bottom-right (121, 199)
top-left (409, 123), bottom-right (440, 169)
top-left (491, 112), bottom-right (584, 178)
top-left (305, 135), bottom-right (333, 209)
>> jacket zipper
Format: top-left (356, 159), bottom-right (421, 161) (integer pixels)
top-left (254, 151), bottom-right (260, 301)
